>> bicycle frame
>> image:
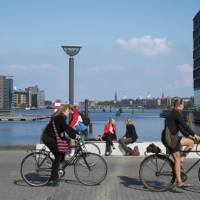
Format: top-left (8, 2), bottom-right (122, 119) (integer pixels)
top-left (180, 149), bottom-right (200, 175)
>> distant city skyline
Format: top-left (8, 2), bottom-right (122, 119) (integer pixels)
top-left (0, 0), bottom-right (200, 102)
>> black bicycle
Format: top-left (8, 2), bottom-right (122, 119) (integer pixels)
top-left (139, 141), bottom-right (200, 192)
top-left (20, 139), bottom-right (107, 187)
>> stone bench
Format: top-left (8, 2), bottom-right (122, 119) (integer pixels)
top-left (36, 141), bottom-right (200, 158)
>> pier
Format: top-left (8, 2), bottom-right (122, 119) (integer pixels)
top-left (0, 114), bottom-right (51, 121)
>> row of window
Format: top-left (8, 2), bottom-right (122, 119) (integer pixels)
top-left (194, 37), bottom-right (200, 49)
top-left (194, 57), bottom-right (200, 68)
top-left (194, 89), bottom-right (200, 106)
top-left (194, 79), bottom-right (200, 89)
top-left (193, 47), bottom-right (200, 59)
top-left (193, 27), bottom-right (200, 39)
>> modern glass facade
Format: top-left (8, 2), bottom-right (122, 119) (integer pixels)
top-left (0, 75), bottom-right (13, 111)
top-left (193, 10), bottom-right (200, 106)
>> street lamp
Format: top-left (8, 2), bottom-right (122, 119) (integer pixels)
top-left (61, 45), bottom-right (81, 105)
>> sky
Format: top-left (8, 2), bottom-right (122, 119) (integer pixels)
top-left (0, 0), bottom-right (200, 102)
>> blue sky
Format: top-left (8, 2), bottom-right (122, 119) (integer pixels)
top-left (0, 0), bottom-right (200, 102)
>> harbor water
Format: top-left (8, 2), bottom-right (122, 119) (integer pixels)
top-left (0, 108), bottom-right (199, 145)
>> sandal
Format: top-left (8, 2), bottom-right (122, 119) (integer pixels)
top-left (176, 182), bottom-right (191, 188)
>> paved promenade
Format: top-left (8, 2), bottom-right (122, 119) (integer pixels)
top-left (0, 150), bottom-right (200, 200)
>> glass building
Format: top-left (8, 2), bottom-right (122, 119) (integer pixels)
top-left (193, 10), bottom-right (200, 106)
top-left (0, 75), bottom-right (13, 111)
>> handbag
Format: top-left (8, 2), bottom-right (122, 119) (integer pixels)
top-left (164, 123), bottom-right (178, 149)
top-left (52, 120), bottom-right (68, 153)
top-left (132, 146), bottom-right (140, 156)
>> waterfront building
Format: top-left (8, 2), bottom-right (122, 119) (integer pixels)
top-left (13, 90), bottom-right (28, 108)
top-left (0, 75), bottom-right (13, 111)
top-left (193, 10), bottom-right (200, 106)
top-left (38, 90), bottom-right (45, 108)
top-left (25, 85), bottom-right (45, 108)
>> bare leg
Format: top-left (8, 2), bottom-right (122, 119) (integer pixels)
top-left (172, 152), bottom-right (182, 185)
top-left (180, 137), bottom-right (194, 163)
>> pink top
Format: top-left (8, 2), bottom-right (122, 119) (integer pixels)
top-left (103, 122), bottom-right (117, 140)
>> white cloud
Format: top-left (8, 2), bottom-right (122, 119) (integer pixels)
top-left (92, 64), bottom-right (125, 72)
top-left (116, 35), bottom-right (171, 56)
top-left (175, 64), bottom-right (193, 88)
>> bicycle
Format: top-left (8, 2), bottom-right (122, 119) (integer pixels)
top-left (139, 141), bottom-right (200, 192)
top-left (20, 138), bottom-right (108, 187)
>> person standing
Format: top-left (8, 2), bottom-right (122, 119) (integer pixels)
top-left (102, 118), bottom-right (117, 156)
top-left (118, 118), bottom-right (138, 155)
top-left (41, 104), bottom-right (78, 185)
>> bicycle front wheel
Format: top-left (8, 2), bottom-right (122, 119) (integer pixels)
top-left (74, 153), bottom-right (107, 186)
top-left (83, 142), bottom-right (101, 155)
top-left (139, 154), bottom-right (175, 192)
top-left (20, 152), bottom-right (52, 187)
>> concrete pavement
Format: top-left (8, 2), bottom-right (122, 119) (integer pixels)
top-left (0, 151), bottom-right (200, 200)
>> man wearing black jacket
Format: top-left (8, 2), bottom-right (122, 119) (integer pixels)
top-left (118, 118), bottom-right (138, 156)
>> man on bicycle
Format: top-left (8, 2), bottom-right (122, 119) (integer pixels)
top-left (162, 98), bottom-right (200, 187)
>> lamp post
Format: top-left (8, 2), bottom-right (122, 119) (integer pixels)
top-left (61, 45), bottom-right (81, 105)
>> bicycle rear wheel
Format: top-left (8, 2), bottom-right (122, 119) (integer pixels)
top-left (21, 152), bottom-right (52, 187)
top-left (74, 153), bottom-right (107, 186)
top-left (139, 154), bottom-right (175, 192)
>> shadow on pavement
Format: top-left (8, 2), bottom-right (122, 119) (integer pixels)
top-left (182, 185), bottom-right (200, 194)
top-left (13, 179), bottom-right (30, 187)
top-left (63, 179), bottom-right (83, 186)
top-left (118, 176), bottom-right (183, 193)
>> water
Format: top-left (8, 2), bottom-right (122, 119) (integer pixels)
top-left (0, 108), bottom-right (199, 145)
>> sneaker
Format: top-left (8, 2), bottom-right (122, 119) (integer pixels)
top-left (112, 145), bottom-right (115, 150)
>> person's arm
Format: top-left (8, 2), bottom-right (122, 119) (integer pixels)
top-left (59, 116), bottom-right (77, 139)
top-left (176, 112), bottom-right (195, 137)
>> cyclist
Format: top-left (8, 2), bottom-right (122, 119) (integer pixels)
top-left (41, 104), bottom-right (78, 185)
top-left (162, 98), bottom-right (200, 187)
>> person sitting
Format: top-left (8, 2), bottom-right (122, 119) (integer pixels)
top-left (102, 118), bottom-right (117, 156)
top-left (118, 118), bottom-right (138, 156)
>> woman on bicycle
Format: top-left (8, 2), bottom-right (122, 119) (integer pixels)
top-left (41, 104), bottom-right (78, 185)
top-left (163, 98), bottom-right (200, 187)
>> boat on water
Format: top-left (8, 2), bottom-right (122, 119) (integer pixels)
top-left (25, 107), bottom-right (39, 110)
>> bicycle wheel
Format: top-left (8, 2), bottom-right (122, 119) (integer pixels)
top-left (74, 153), bottom-right (107, 186)
top-left (139, 154), bottom-right (175, 192)
top-left (83, 142), bottom-right (101, 155)
top-left (21, 152), bottom-right (52, 187)
top-left (195, 142), bottom-right (200, 156)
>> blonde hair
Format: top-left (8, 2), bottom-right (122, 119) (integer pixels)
top-left (173, 98), bottom-right (184, 108)
top-left (53, 104), bottom-right (73, 117)
top-left (126, 118), bottom-right (133, 125)
top-left (186, 112), bottom-right (194, 128)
